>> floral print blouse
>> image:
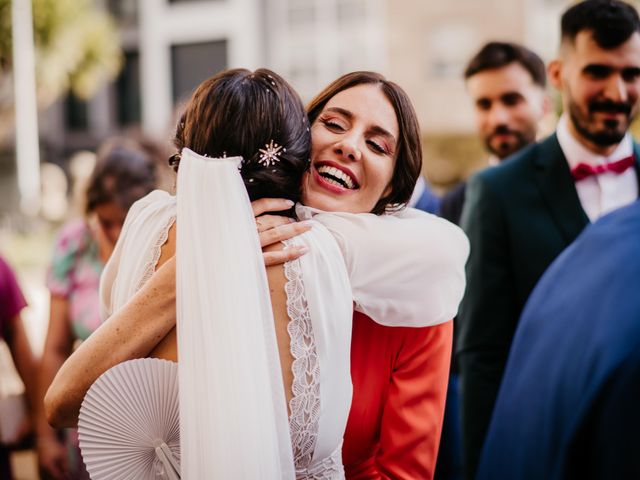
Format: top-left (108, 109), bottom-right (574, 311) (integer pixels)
top-left (47, 220), bottom-right (104, 341)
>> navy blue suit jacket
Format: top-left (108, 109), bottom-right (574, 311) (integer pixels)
top-left (477, 201), bottom-right (640, 480)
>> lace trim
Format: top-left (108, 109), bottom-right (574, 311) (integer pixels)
top-left (283, 239), bottom-right (322, 474)
top-left (295, 444), bottom-right (345, 479)
top-left (135, 214), bottom-right (176, 292)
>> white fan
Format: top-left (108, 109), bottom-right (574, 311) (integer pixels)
top-left (78, 358), bottom-right (181, 479)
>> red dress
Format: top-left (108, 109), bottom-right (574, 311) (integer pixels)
top-left (343, 312), bottom-right (453, 479)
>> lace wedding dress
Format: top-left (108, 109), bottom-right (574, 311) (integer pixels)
top-left (99, 149), bottom-right (469, 478)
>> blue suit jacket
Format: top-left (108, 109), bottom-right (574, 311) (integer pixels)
top-left (477, 201), bottom-right (640, 480)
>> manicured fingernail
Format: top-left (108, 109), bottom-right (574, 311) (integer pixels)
top-left (298, 246), bottom-right (309, 254)
top-left (284, 200), bottom-right (295, 206)
top-left (300, 221), bottom-right (313, 228)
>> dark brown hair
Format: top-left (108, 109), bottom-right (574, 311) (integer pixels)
top-left (561, 0), bottom-right (640, 49)
top-left (172, 68), bottom-right (310, 210)
top-left (86, 137), bottom-right (158, 215)
top-left (307, 71), bottom-right (422, 215)
top-left (464, 42), bottom-right (546, 88)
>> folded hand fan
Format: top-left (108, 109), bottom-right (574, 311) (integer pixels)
top-left (78, 358), bottom-right (181, 479)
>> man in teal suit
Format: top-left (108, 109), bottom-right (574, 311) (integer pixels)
top-left (457, 1), bottom-right (640, 478)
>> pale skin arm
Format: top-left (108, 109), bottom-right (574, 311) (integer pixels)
top-left (36, 295), bottom-right (74, 479)
top-left (5, 313), bottom-right (37, 446)
top-left (44, 257), bottom-right (178, 428)
top-left (5, 313), bottom-right (37, 410)
top-left (44, 199), bottom-right (309, 428)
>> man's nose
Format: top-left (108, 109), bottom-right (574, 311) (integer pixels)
top-left (487, 104), bottom-right (510, 127)
top-left (603, 74), bottom-right (629, 103)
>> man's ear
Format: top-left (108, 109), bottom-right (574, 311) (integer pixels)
top-left (547, 59), bottom-right (563, 91)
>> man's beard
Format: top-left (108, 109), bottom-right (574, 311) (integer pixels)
top-left (568, 97), bottom-right (635, 147)
top-left (484, 125), bottom-right (535, 160)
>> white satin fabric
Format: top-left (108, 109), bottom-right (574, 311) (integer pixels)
top-left (99, 149), bottom-right (469, 478)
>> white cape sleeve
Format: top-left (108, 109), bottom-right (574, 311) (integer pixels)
top-left (305, 206), bottom-right (469, 327)
top-left (176, 149), bottom-right (295, 479)
top-left (99, 190), bottom-right (176, 322)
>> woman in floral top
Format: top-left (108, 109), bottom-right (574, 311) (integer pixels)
top-left (36, 138), bottom-right (158, 480)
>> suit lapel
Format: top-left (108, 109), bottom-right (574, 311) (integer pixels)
top-left (633, 142), bottom-right (640, 195)
top-left (533, 134), bottom-right (590, 243)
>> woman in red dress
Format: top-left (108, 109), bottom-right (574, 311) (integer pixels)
top-left (303, 73), bottom-right (456, 480)
top-left (343, 313), bottom-right (452, 479)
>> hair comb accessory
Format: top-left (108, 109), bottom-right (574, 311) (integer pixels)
top-left (258, 140), bottom-right (284, 167)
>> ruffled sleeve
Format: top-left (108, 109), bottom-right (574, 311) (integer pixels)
top-left (298, 205), bottom-right (469, 327)
top-left (99, 190), bottom-right (177, 321)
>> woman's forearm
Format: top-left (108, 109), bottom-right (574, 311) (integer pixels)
top-left (44, 257), bottom-right (178, 428)
top-left (7, 315), bottom-right (38, 410)
top-left (37, 348), bottom-right (71, 438)
top-left (36, 296), bottom-right (73, 436)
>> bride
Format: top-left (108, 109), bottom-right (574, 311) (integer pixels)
top-left (45, 68), bottom-right (468, 478)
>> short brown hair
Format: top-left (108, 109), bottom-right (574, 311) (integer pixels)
top-left (307, 71), bottom-right (422, 215)
top-left (86, 137), bottom-right (158, 215)
top-left (173, 68), bottom-right (310, 208)
top-left (464, 42), bottom-right (546, 88)
top-left (561, 0), bottom-right (640, 49)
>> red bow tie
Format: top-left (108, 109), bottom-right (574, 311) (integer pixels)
top-left (571, 155), bottom-right (635, 181)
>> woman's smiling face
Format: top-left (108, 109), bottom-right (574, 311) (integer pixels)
top-left (302, 84), bottom-right (399, 214)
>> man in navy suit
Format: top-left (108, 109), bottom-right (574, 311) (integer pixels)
top-left (477, 200), bottom-right (640, 480)
top-left (458, 1), bottom-right (640, 478)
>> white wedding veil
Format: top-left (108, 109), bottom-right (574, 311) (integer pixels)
top-left (176, 148), bottom-right (295, 478)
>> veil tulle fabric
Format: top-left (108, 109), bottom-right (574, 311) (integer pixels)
top-left (176, 148), bottom-right (295, 478)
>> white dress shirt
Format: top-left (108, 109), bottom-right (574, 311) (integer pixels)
top-left (557, 114), bottom-right (638, 222)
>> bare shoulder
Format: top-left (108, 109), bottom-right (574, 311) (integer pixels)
top-left (157, 221), bottom-right (177, 269)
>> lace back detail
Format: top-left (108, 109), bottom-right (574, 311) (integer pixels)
top-left (135, 214), bottom-right (176, 292)
top-left (295, 444), bottom-right (345, 479)
top-left (283, 239), bottom-right (344, 479)
top-left (283, 240), bottom-right (321, 471)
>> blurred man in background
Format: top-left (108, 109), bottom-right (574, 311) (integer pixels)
top-left (439, 41), bottom-right (549, 225)
top-left (434, 41), bottom-right (548, 480)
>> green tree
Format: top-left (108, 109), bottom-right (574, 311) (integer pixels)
top-left (0, 0), bottom-right (122, 140)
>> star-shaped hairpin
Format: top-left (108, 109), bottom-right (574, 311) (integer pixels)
top-left (258, 140), bottom-right (284, 167)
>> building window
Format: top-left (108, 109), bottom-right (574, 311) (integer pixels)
top-left (337, 0), bottom-right (365, 23)
top-left (171, 40), bottom-right (228, 103)
top-left (288, 4), bottom-right (315, 25)
top-left (168, 0), bottom-right (218, 3)
top-left (116, 51), bottom-right (141, 126)
top-left (107, 0), bottom-right (138, 26)
top-left (64, 92), bottom-right (89, 131)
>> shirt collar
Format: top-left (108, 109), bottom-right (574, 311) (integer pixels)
top-left (488, 155), bottom-right (501, 167)
top-left (556, 113), bottom-right (633, 169)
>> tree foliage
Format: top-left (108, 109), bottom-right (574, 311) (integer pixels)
top-left (0, 0), bottom-right (122, 136)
